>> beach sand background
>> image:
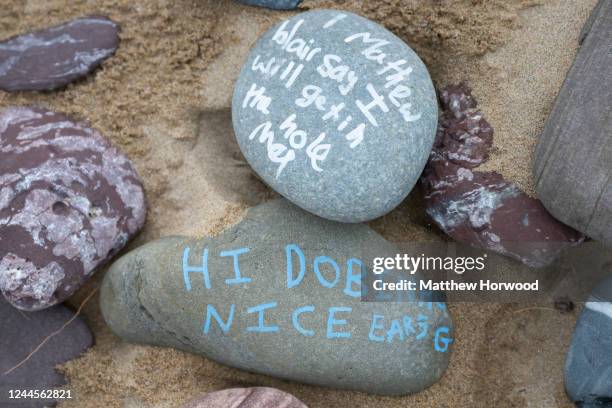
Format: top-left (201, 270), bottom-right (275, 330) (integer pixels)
top-left (0, 0), bottom-right (597, 406)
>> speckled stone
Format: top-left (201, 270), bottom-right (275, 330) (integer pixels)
top-left (232, 10), bottom-right (438, 223)
top-left (421, 84), bottom-right (583, 267)
top-left (565, 276), bottom-right (612, 407)
top-left (235, 0), bottom-right (302, 10)
top-left (180, 387), bottom-right (307, 408)
top-left (101, 199), bottom-right (453, 395)
top-left (0, 16), bottom-right (119, 92)
top-left (0, 297), bottom-right (93, 408)
top-left (0, 107), bottom-right (146, 311)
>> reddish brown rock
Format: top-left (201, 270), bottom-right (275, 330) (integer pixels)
top-left (433, 82), bottom-right (493, 169)
top-left (438, 82), bottom-right (478, 118)
top-left (0, 17), bottom-right (119, 92)
top-left (0, 107), bottom-right (146, 310)
top-left (180, 388), bottom-right (308, 408)
top-left (422, 84), bottom-right (584, 267)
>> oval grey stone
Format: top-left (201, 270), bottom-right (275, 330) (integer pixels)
top-left (100, 200), bottom-right (452, 395)
top-left (232, 10), bottom-right (438, 223)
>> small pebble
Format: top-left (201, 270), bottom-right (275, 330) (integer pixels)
top-left (554, 297), bottom-right (575, 313)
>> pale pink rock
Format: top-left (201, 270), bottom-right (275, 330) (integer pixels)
top-left (180, 387), bottom-right (308, 408)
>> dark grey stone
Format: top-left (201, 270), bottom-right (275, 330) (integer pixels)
top-left (0, 16), bottom-right (119, 92)
top-left (236, 0), bottom-right (302, 10)
top-left (100, 200), bottom-right (453, 395)
top-left (565, 276), bottom-right (612, 407)
top-left (232, 10), bottom-right (438, 223)
top-left (0, 297), bottom-right (93, 408)
top-left (0, 107), bottom-right (146, 311)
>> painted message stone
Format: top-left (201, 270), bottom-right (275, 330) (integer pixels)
top-left (565, 276), bottom-right (612, 407)
top-left (236, 0), bottom-right (302, 10)
top-left (232, 10), bottom-right (438, 223)
top-left (0, 297), bottom-right (93, 408)
top-left (180, 387), bottom-right (307, 408)
top-left (0, 107), bottom-right (146, 311)
top-left (0, 16), bottom-right (119, 92)
top-left (101, 200), bottom-right (453, 395)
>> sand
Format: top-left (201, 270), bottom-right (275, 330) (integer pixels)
top-left (0, 0), bottom-right (597, 406)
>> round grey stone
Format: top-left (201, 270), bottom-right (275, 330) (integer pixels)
top-left (232, 10), bottom-right (438, 223)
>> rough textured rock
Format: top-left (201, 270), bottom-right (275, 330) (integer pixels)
top-left (0, 107), bottom-right (146, 311)
top-left (565, 276), bottom-right (612, 407)
top-left (533, 0), bottom-right (612, 245)
top-left (180, 387), bottom-right (307, 408)
top-left (0, 297), bottom-right (93, 408)
top-left (232, 10), bottom-right (438, 223)
top-left (101, 200), bottom-right (453, 395)
top-left (0, 16), bottom-right (119, 92)
top-left (421, 84), bottom-right (584, 267)
top-left (236, 0), bottom-right (302, 10)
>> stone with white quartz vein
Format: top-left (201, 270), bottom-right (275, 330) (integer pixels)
top-left (0, 106), bottom-right (145, 311)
